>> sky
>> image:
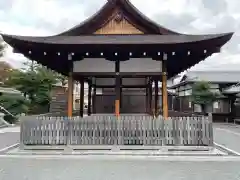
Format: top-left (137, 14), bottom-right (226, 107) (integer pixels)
top-left (0, 0), bottom-right (239, 72)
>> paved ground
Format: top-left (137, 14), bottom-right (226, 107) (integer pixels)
top-left (213, 123), bottom-right (240, 155)
top-left (1, 124), bottom-right (240, 179)
top-left (0, 126), bottom-right (20, 153)
top-left (0, 156), bottom-right (240, 180)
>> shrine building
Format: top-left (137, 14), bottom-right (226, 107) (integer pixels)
top-left (1, 0), bottom-right (233, 118)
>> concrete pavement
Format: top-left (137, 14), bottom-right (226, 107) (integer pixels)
top-left (213, 123), bottom-right (240, 155)
top-left (1, 124), bottom-right (240, 179)
top-left (0, 126), bottom-right (20, 153)
top-left (0, 156), bottom-right (240, 180)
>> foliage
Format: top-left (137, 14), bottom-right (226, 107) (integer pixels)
top-left (0, 61), bottom-right (13, 83)
top-left (22, 60), bottom-right (67, 86)
top-left (3, 115), bottom-right (18, 124)
top-left (54, 73), bottom-right (68, 86)
top-left (1, 58), bottom-right (68, 115)
top-left (0, 93), bottom-right (30, 116)
top-left (0, 40), bottom-right (6, 57)
top-left (4, 62), bottom-right (60, 114)
top-left (191, 81), bottom-right (218, 105)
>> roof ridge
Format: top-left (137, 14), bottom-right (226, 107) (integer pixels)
top-left (57, 0), bottom-right (180, 35)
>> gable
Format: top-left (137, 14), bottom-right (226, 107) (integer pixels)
top-left (94, 11), bottom-right (143, 34)
top-left (58, 0), bottom-right (179, 36)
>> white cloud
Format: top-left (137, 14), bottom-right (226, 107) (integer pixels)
top-left (0, 0), bottom-right (239, 71)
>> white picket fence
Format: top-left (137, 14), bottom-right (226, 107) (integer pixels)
top-left (20, 114), bottom-right (213, 149)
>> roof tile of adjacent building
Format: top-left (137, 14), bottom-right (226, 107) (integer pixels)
top-left (223, 83), bottom-right (240, 94)
top-left (170, 71), bottom-right (240, 89)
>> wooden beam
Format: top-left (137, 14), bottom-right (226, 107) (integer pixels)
top-left (67, 72), bottom-right (73, 117)
top-left (95, 85), bottom-right (147, 88)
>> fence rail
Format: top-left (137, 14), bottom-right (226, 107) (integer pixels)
top-left (20, 114), bottom-right (213, 148)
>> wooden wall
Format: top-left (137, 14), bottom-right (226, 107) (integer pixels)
top-left (94, 16), bottom-right (143, 34)
top-left (94, 10), bottom-right (143, 35)
top-left (92, 11), bottom-right (150, 114)
top-left (95, 91), bottom-right (174, 114)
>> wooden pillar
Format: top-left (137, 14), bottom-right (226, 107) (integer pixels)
top-left (149, 78), bottom-right (152, 114)
top-left (162, 54), bottom-right (168, 118)
top-left (67, 72), bottom-right (73, 117)
top-left (92, 85), bottom-right (96, 114)
top-left (120, 78), bottom-right (122, 108)
top-left (154, 79), bottom-right (159, 116)
top-left (145, 77), bottom-right (149, 113)
top-left (87, 81), bottom-right (92, 116)
top-left (80, 79), bottom-right (84, 117)
top-left (115, 59), bottom-right (120, 118)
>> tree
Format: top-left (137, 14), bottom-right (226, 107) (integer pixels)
top-left (0, 61), bottom-right (13, 83)
top-left (0, 39), bottom-right (10, 84)
top-left (22, 60), bottom-right (67, 86)
top-left (5, 62), bottom-right (58, 114)
top-left (0, 39), bottom-right (6, 57)
top-left (54, 73), bottom-right (68, 86)
top-left (191, 81), bottom-right (218, 114)
top-left (0, 93), bottom-right (30, 116)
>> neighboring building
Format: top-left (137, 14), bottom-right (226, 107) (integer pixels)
top-left (222, 83), bottom-right (240, 121)
top-left (170, 71), bottom-right (240, 114)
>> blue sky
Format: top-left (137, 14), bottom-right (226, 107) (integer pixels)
top-left (0, 0), bottom-right (239, 71)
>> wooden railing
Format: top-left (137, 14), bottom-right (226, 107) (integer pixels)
top-left (20, 114), bottom-right (213, 149)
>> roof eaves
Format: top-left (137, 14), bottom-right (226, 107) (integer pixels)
top-left (222, 82), bottom-right (240, 94)
top-left (169, 80), bottom-right (192, 89)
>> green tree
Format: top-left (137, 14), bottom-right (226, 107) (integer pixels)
top-left (0, 40), bottom-right (9, 83)
top-left (0, 39), bottom-right (6, 57)
top-left (5, 62), bottom-right (58, 114)
top-left (191, 81), bottom-right (218, 114)
top-left (0, 61), bottom-right (13, 84)
top-left (54, 73), bottom-right (68, 86)
top-left (0, 93), bottom-right (30, 115)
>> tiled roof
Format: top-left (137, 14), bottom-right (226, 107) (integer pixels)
top-left (2, 33), bottom-right (232, 45)
top-left (183, 71), bottom-right (240, 83)
top-left (223, 83), bottom-right (240, 94)
top-left (170, 70), bottom-right (240, 89)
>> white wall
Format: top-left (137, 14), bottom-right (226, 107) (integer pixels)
top-left (73, 58), bottom-right (162, 73)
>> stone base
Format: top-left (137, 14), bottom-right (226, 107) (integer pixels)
top-left (9, 145), bottom-right (226, 156)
